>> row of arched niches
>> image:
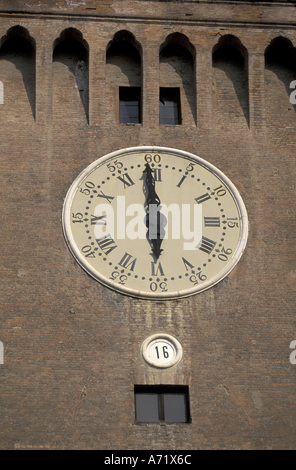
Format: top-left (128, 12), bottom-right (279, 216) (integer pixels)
top-left (0, 25), bottom-right (296, 127)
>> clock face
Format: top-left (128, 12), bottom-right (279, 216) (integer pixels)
top-left (62, 146), bottom-right (248, 300)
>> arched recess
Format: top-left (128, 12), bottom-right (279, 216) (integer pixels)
top-left (212, 35), bottom-right (249, 128)
top-left (0, 26), bottom-right (36, 120)
top-left (159, 33), bottom-right (196, 126)
top-left (106, 30), bottom-right (142, 124)
top-left (53, 28), bottom-right (89, 124)
top-left (265, 36), bottom-right (296, 129)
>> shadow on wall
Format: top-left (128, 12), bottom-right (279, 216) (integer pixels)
top-left (106, 30), bottom-right (142, 87)
top-left (0, 26), bottom-right (36, 120)
top-left (160, 33), bottom-right (196, 126)
top-left (53, 28), bottom-right (89, 123)
top-left (212, 34), bottom-right (249, 127)
top-left (265, 36), bottom-right (296, 118)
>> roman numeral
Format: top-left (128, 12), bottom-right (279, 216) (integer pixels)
top-left (198, 237), bottom-right (216, 254)
top-left (151, 261), bottom-right (165, 277)
top-left (204, 217), bottom-right (220, 227)
top-left (177, 175), bottom-right (187, 188)
top-left (195, 193), bottom-right (211, 204)
top-left (97, 191), bottom-right (114, 204)
top-left (91, 214), bottom-right (107, 225)
top-left (118, 252), bottom-right (137, 271)
top-left (117, 173), bottom-right (135, 189)
top-left (96, 234), bottom-right (118, 255)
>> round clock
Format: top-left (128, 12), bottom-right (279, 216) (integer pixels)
top-left (141, 334), bottom-right (183, 368)
top-left (62, 146), bottom-right (248, 300)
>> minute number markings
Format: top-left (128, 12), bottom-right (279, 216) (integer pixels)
top-left (182, 257), bottom-right (207, 285)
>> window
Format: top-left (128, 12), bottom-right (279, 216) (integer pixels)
top-left (135, 385), bottom-right (190, 424)
top-left (159, 87), bottom-right (181, 125)
top-left (119, 86), bottom-right (141, 124)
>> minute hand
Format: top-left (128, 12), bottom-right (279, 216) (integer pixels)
top-left (144, 163), bottom-right (165, 260)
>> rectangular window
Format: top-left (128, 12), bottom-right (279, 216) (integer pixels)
top-left (135, 385), bottom-right (190, 424)
top-left (159, 87), bottom-right (181, 125)
top-left (119, 86), bottom-right (141, 124)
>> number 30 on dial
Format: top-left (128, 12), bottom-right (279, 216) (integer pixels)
top-left (62, 147), bottom-right (248, 300)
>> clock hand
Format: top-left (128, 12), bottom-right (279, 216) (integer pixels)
top-left (144, 162), bottom-right (160, 205)
top-left (143, 162), bottom-right (166, 260)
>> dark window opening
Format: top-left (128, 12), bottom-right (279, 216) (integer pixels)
top-left (135, 385), bottom-right (190, 424)
top-left (159, 87), bottom-right (181, 125)
top-left (119, 86), bottom-right (141, 124)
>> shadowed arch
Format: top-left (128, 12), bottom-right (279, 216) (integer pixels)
top-left (160, 32), bottom-right (195, 59)
top-left (264, 36), bottom-right (296, 133)
top-left (0, 26), bottom-right (36, 119)
top-left (53, 28), bottom-right (89, 123)
top-left (212, 34), bottom-right (249, 126)
top-left (265, 36), bottom-right (296, 101)
top-left (106, 30), bottom-right (142, 86)
top-left (160, 32), bottom-right (196, 125)
top-left (106, 30), bottom-right (142, 124)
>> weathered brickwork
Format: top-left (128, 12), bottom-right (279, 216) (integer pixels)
top-left (0, 0), bottom-right (296, 450)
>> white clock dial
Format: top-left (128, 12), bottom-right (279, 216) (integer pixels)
top-left (141, 334), bottom-right (183, 368)
top-left (62, 147), bottom-right (248, 300)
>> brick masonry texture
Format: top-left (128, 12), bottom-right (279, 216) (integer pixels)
top-left (0, 0), bottom-right (296, 450)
